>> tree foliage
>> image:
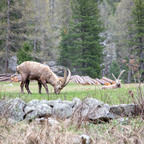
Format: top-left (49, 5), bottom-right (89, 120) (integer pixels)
top-left (17, 43), bottom-right (33, 65)
top-left (109, 61), bottom-right (120, 80)
top-left (59, 0), bottom-right (104, 78)
top-left (128, 0), bottom-right (144, 80)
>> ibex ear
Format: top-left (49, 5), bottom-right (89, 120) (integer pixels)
top-left (57, 78), bottom-right (63, 84)
top-left (57, 80), bottom-right (60, 84)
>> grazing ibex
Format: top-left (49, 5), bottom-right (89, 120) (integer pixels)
top-left (16, 61), bottom-right (71, 94)
top-left (102, 70), bottom-right (126, 89)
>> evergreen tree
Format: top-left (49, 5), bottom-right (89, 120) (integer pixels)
top-left (17, 43), bottom-right (33, 65)
top-left (128, 0), bottom-right (144, 80)
top-left (0, 0), bottom-right (25, 72)
top-left (109, 61), bottom-right (120, 80)
top-left (59, 0), bottom-right (104, 78)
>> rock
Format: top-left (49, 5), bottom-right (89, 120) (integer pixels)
top-left (27, 99), bottom-right (40, 107)
top-left (0, 99), bottom-right (8, 116)
top-left (0, 98), bottom-right (26, 122)
top-left (8, 56), bottom-right (17, 72)
top-left (88, 104), bottom-right (115, 123)
top-left (73, 98), bottom-right (82, 112)
top-left (35, 117), bottom-right (59, 126)
top-left (117, 117), bottom-right (129, 125)
top-left (25, 104), bottom-right (52, 121)
top-left (80, 134), bottom-right (92, 144)
top-left (72, 98), bottom-right (114, 123)
top-left (110, 103), bottom-right (137, 116)
top-left (47, 117), bottom-right (60, 126)
top-left (24, 106), bottom-right (36, 114)
top-left (43, 61), bottom-right (56, 67)
top-left (4, 83), bottom-right (13, 87)
top-left (39, 99), bottom-right (51, 105)
top-left (63, 100), bottom-right (75, 108)
top-left (75, 98), bottom-right (114, 123)
top-left (48, 61), bottom-right (56, 67)
top-left (7, 118), bottom-right (18, 124)
top-left (81, 103), bottom-right (90, 117)
top-left (47, 99), bottom-right (62, 107)
top-left (10, 98), bottom-right (26, 121)
top-left (36, 104), bottom-right (52, 116)
top-left (50, 66), bottom-right (64, 76)
top-left (35, 117), bottom-right (46, 124)
top-left (84, 98), bottom-right (104, 107)
top-left (53, 103), bottom-right (73, 119)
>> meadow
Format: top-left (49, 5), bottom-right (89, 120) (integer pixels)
top-left (0, 81), bottom-right (144, 144)
top-left (0, 81), bottom-right (143, 105)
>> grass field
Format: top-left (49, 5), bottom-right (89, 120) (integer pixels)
top-left (0, 81), bottom-right (144, 144)
top-left (0, 81), bottom-right (143, 105)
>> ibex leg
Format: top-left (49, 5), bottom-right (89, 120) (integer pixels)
top-left (25, 80), bottom-right (32, 94)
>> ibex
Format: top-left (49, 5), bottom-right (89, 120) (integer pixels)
top-left (16, 61), bottom-right (71, 94)
top-left (102, 70), bottom-right (126, 89)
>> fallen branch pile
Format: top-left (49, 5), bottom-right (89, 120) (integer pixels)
top-left (0, 73), bottom-right (115, 86)
top-left (70, 75), bottom-right (115, 85)
top-left (0, 73), bottom-right (21, 82)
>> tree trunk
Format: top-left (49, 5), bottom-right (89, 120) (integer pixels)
top-left (128, 69), bottom-right (132, 83)
top-left (139, 37), bottom-right (144, 81)
top-left (5, 0), bottom-right (10, 73)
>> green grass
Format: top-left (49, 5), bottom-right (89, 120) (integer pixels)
top-left (0, 81), bottom-right (144, 144)
top-left (0, 81), bottom-right (143, 105)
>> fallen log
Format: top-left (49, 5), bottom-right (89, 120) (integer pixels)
top-left (96, 78), bottom-right (105, 85)
top-left (102, 77), bottom-right (115, 84)
top-left (0, 73), bottom-right (12, 77)
top-left (100, 79), bottom-right (111, 85)
top-left (0, 77), bottom-right (11, 82)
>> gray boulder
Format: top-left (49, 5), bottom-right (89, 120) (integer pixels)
top-left (84, 98), bottom-right (104, 107)
top-left (0, 99), bottom-right (8, 116)
top-left (25, 104), bottom-right (52, 121)
top-left (24, 99), bottom-right (40, 115)
top-left (47, 99), bottom-right (62, 107)
top-left (73, 98), bottom-right (114, 123)
top-left (50, 66), bottom-right (64, 76)
top-left (53, 103), bottom-right (73, 119)
top-left (0, 98), bottom-right (26, 122)
top-left (26, 99), bottom-right (40, 107)
top-left (88, 104), bottom-right (114, 123)
top-left (110, 103), bottom-right (137, 116)
top-left (43, 61), bottom-right (56, 67)
top-left (63, 100), bottom-right (75, 108)
top-left (8, 56), bottom-right (17, 72)
top-left (73, 98), bottom-right (82, 112)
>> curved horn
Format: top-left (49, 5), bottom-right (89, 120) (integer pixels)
top-left (118, 70), bottom-right (126, 80)
top-left (112, 73), bottom-right (117, 80)
top-left (60, 67), bottom-right (68, 87)
top-left (63, 68), bottom-right (71, 87)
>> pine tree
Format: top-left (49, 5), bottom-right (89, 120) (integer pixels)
top-left (17, 43), bottom-right (33, 65)
top-left (0, 0), bottom-right (25, 72)
top-left (59, 0), bottom-right (104, 78)
top-left (128, 0), bottom-right (144, 80)
top-left (109, 61), bottom-right (120, 80)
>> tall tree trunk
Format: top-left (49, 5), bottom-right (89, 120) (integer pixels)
top-left (5, 0), bottom-right (10, 73)
top-left (128, 69), bottom-right (132, 83)
top-left (139, 37), bottom-right (144, 80)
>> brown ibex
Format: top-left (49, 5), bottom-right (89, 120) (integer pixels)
top-left (16, 61), bottom-right (71, 94)
top-left (102, 70), bottom-right (126, 89)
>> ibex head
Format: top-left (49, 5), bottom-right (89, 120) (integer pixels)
top-left (55, 68), bottom-right (71, 94)
top-left (112, 70), bottom-right (126, 87)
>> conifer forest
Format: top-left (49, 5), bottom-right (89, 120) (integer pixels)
top-left (0, 0), bottom-right (144, 83)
